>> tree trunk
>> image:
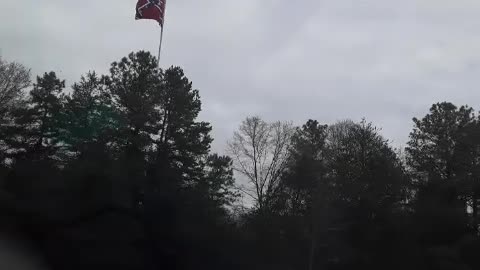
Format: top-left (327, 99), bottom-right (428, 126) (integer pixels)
top-left (473, 189), bottom-right (479, 233)
top-left (308, 226), bottom-right (316, 270)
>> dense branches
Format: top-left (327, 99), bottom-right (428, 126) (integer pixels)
top-left (0, 57), bottom-right (30, 115)
top-left (228, 116), bottom-right (293, 211)
top-left (1, 53), bottom-right (480, 270)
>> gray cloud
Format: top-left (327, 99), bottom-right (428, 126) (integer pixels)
top-left (2, 0), bottom-right (480, 153)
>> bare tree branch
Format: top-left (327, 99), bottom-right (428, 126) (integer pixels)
top-left (227, 116), bottom-right (293, 210)
top-left (0, 57), bottom-right (30, 114)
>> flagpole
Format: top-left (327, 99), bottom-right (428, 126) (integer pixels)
top-left (157, 26), bottom-right (164, 68)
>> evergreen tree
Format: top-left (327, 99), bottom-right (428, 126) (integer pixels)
top-left (1, 72), bottom-right (66, 165)
top-left (64, 72), bottom-right (117, 157)
top-left (406, 102), bottom-right (476, 182)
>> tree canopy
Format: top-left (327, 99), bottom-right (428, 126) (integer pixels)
top-left (0, 53), bottom-right (480, 270)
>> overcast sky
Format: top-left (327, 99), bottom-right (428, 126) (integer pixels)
top-left (1, 0), bottom-right (480, 153)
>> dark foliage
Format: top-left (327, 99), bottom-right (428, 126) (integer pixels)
top-left (0, 54), bottom-right (480, 270)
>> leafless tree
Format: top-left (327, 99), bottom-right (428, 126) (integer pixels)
top-left (0, 57), bottom-right (30, 114)
top-left (228, 116), bottom-right (293, 211)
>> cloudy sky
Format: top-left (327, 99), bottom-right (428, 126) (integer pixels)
top-left (1, 0), bottom-right (480, 152)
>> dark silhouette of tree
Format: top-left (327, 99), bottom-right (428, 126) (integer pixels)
top-left (325, 120), bottom-right (407, 211)
top-left (280, 120), bottom-right (328, 270)
top-left (456, 120), bottom-right (480, 230)
top-left (406, 102), bottom-right (480, 226)
top-left (0, 52), bottom-right (241, 270)
top-left (2, 51), bottom-right (480, 270)
top-left (282, 120), bottom-right (328, 216)
top-left (64, 72), bottom-right (117, 157)
top-left (4, 72), bottom-right (66, 163)
top-left (267, 120), bottom-right (409, 269)
top-left (405, 102), bottom-right (480, 270)
top-left (324, 120), bottom-right (408, 268)
top-left (151, 66), bottom-right (213, 186)
top-left (406, 102), bottom-right (476, 182)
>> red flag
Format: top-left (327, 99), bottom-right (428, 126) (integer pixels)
top-left (135, 0), bottom-right (167, 26)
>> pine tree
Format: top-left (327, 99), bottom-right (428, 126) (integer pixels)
top-left (3, 72), bottom-right (66, 163)
top-left (64, 72), bottom-right (117, 158)
top-left (406, 102), bottom-right (476, 182)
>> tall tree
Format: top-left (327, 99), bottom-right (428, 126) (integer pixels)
top-left (228, 116), bottom-right (294, 211)
top-left (152, 66), bottom-right (213, 185)
top-left (103, 51), bottom-right (164, 207)
top-left (100, 51), bottom-right (236, 270)
top-left (104, 52), bottom-right (213, 194)
top-left (325, 120), bottom-right (406, 209)
top-left (282, 119), bottom-right (328, 215)
top-left (457, 120), bottom-right (480, 230)
top-left (281, 120), bottom-right (328, 270)
top-left (407, 102), bottom-right (480, 234)
top-left (64, 71), bottom-right (117, 158)
top-left (2, 72), bottom-right (66, 163)
top-left (106, 51), bottom-right (162, 156)
top-left (0, 57), bottom-right (30, 117)
top-left (61, 72), bottom-right (120, 217)
top-left (322, 120), bottom-right (407, 268)
top-left (406, 102), bottom-right (476, 182)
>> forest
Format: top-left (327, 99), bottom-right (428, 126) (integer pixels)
top-left (1, 51), bottom-right (480, 270)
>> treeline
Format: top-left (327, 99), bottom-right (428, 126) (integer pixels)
top-left (0, 52), bottom-right (480, 270)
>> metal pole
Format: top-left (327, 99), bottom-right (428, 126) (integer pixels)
top-left (157, 26), bottom-right (164, 68)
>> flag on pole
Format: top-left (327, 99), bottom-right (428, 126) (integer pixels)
top-left (135, 0), bottom-right (167, 26)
